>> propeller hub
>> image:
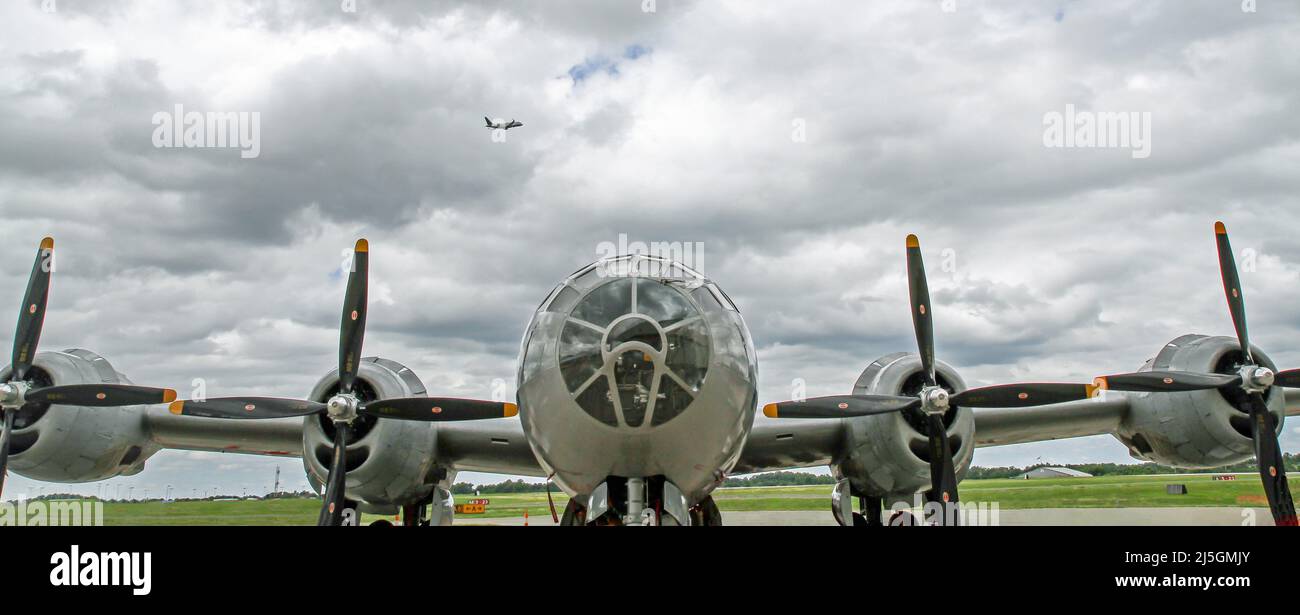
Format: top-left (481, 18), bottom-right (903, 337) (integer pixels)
top-left (325, 394), bottom-right (360, 423)
top-left (1240, 365), bottom-right (1274, 393)
top-left (0, 381), bottom-right (29, 409)
top-left (920, 386), bottom-right (950, 415)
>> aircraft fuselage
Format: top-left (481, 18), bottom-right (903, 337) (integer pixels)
top-left (517, 255), bottom-right (758, 504)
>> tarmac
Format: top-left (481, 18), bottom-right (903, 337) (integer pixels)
top-left (471, 507), bottom-right (1277, 526)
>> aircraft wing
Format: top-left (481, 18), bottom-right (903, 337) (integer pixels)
top-left (734, 394), bottom-right (1132, 475)
top-left (731, 416), bottom-right (842, 474)
top-left (132, 388), bottom-right (1300, 478)
top-left (734, 390), bottom-right (1300, 475)
top-left (971, 394), bottom-right (1130, 447)
top-left (145, 407), bottom-right (546, 476)
top-left (977, 390), bottom-right (1300, 445)
top-left (1286, 389), bottom-right (1300, 417)
top-left (434, 417), bottom-right (546, 477)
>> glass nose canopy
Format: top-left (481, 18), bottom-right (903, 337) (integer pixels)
top-left (558, 277), bottom-right (710, 428)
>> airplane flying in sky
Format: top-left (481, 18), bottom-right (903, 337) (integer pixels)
top-left (0, 223), bottom-right (1295, 526)
top-left (484, 116), bottom-right (523, 130)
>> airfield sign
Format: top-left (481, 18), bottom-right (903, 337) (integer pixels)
top-left (454, 499), bottom-right (490, 515)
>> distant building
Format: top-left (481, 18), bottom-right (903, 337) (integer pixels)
top-left (1016, 467), bottom-right (1093, 479)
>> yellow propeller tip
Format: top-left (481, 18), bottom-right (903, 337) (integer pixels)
top-left (354, 238), bottom-right (369, 253)
top-left (906, 234), bottom-right (920, 248)
top-left (40, 236), bottom-right (54, 250)
top-left (762, 403), bottom-right (779, 418)
top-left (1214, 221), bottom-right (1226, 235)
top-left (162, 389), bottom-right (178, 403)
top-left (503, 402), bottom-right (518, 418)
top-left (168, 400), bottom-right (185, 415)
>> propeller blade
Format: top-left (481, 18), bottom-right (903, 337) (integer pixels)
top-left (361, 397), bottom-right (519, 422)
top-left (762, 395), bottom-right (921, 419)
top-left (1246, 393), bottom-right (1297, 526)
top-left (167, 397), bottom-right (325, 419)
top-left (905, 235), bottom-right (936, 387)
top-left (1273, 368), bottom-right (1300, 389)
top-left (1095, 370), bottom-right (1240, 393)
top-left (10, 237), bottom-right (54, 382)
top-left (1215, 222), bottom-right (1253, 363)
top-left (0, 410), bottom-right (12, 499)
top-left (26, 384), bottom-right (177, 407)
top-left (950, 382), bottom-right (1102, 408)
top-left (338, 239), bottom-right (369, 395)
top-left (925, 413), bottom-right (959, 525)
top-left (318, 422), bottom-right (350, 526)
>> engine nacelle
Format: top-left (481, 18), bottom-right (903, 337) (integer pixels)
top-left (1114, 334), bottom-right (1286, 468)
top-left (835, 352), bottom-right (975, 499)
top-left (301, 357), bottom-right (445, 514)
top-left (0, 349), bottom-right (158, 483)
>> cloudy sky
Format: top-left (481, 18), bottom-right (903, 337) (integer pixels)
top-left (1, 0), bottom-right (1298, 498)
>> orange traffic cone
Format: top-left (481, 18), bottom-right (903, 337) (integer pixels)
top-left (524, 510), bottom-right (529, 527)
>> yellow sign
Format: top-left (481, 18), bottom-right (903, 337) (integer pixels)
top-left (455, 503), bottom-right (486, 514)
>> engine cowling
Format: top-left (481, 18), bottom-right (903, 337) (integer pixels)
top-left (0, 348), bottom-right (158, 483)
top-left (301, 357), bottom-right (446, 514)
top-left (1114, 334), bottom-right (1286, 468)
top-left (835, 352), bottom-right (975, 500)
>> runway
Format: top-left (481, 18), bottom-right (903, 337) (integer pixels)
top-left (471, 507), bottom-right (1277, 526)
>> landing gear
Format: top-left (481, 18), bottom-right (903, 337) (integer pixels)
top-left (624, 477), bottom-right (651, 525)
top-left (401, 503), bottom-right (426, 527)
top-left (560, 499), bottom-right (587, 526)
top-left (853, 496), bottom-right (884, 526)
top-left (688, 496), bottom-right (723, 527)
top-left (569, 477), bottom-right (707, 525)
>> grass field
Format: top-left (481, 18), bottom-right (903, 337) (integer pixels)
top-left (61, 473), bottom-right (1269, 525)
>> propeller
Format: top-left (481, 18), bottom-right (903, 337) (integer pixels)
top-left (0, 237), bottom-right (177, 499)
top-left (1093, 222), bottom-right (1296, 526)
top-left (166, 239), bottom-right (518, 526)
top-left (763, 235), bottom-right (1103, 525)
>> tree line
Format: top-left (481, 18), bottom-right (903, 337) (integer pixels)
top-left (963, 453), bottom-right (1299, 480)
top-left (450, 454), bottom-right (1300, 492)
